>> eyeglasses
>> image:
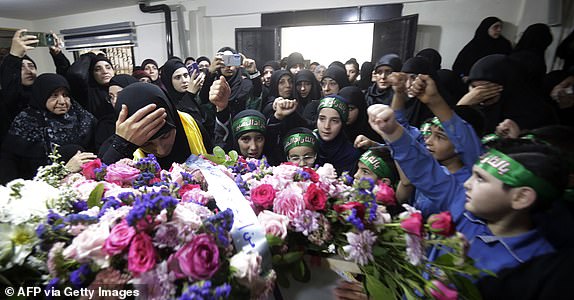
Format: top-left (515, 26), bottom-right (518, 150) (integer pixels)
top-left (288, 154), bottom-right (316, 163)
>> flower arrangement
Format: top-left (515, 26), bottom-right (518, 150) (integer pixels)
top-left (30, 153), bottom-right (275, 299)
top-left (223, 155), bottom-right (483, 299)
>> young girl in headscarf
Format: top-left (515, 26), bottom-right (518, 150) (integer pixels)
top-left (0, 74), bottom-right (97, 183)
top-left (315, 95), bottom-right (359, 174)
top-left (283, 127), bottom-right (318, 168)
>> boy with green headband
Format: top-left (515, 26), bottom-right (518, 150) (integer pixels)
top-left (354, 149), bottom-right (397, 185)
top-left (367, 81), bottom-right (569, 275)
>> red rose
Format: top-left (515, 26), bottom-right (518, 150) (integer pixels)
top-left (303, 167), bottom-right (320, 183)
top-left (400, 212), bottom-right (423, 237)
top-left (178, 184), bottom-right (201, 198)
top-left (334, 201), bottom-right (366, 220)
top-left (427, 212), bottom-right (455, 237)
top-left (81, 158), bottom-right (102, 180)
top-left (375, 182), bottom-right (397, 206)
top-left (250, 184), bottom-right (276, 209)
top-left (304, 183), bottom-right (327, 211)
top-left (103, 219), bottom-right (135, 256)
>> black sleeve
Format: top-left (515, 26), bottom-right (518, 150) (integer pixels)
top-left (0, 54), bottom-right (24, 116)
top-left (213, 107), bottom-right (234, 151)
top-left (99, 134), bottom-right (138, 164)
top-left (51, 51), bottom-right (71, 76)
top-left (66, 53), bottom-right (95, 110)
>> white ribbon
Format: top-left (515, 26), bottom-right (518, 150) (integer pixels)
top-left (185, 155), bottom-right (272, 272)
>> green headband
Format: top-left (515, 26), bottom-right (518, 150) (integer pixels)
top-left (420, 122), bottom-right (432, 137)
top-left (475, 149), bottom-right (559, 200)
top-left (481, 133), bottom-right (500, 145)
top-left (284, 133), bottom-right (317, 154)
top-left (359, 150), bottom-right (393, 179)
top-left (232, 115), bottom-right (266, 138)
top-left (318, 96), bottom-right (349, 122)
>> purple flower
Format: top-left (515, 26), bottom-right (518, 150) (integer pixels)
top-left (70, 264), bottom-right (91, 288)
top-left (342, 230), bottom-right (377, 266)
top-left (179, 281), bottom-right (231, 300)
top-left (405, 234), bottom-right (425, 266)
top-left (346, 209), bottom-right (365, 231)
top-left (45, 277), bottom-right (59, 300)
top-left (98, 197), bottom-right (121, 218)
top-left (292, 210), bottom-right (320, 236)
top-left (72, 200), bottom-right (88, 213)
top-left (154, 223), bottom-right (180, 249)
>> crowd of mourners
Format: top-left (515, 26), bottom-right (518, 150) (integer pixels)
top-left (1, 16), bottom-right (574, 299)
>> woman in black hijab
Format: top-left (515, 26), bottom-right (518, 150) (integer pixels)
top-left (338, 86), bottom-right (380, 144)
top-left (400, 56), bottom-right (437, 128)
top-left (0, 74), bottom-right (96, 183)
top-left (141, 58), bottom-right (161, 86)
top-left (261, 70), bottom-right (293, 118)
top-left (294, 69), bottom-right (322, 112)
top-left (461, 54), bottom-right (555, 132)
top-left (452, 16), bottom-right (512, 79)
top-left (160, 58), bottom-right (213, 151)
top-left (100, 82), bottom-right (207, 169)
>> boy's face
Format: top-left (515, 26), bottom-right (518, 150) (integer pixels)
top-left (425, 125), bottom-right (456, 163)
top-left (238, 131), bottom-right (265, 159)
top-left (463, 166), bottom-right (513, 220)
top-left (354, 161), bottom-right (378, 181)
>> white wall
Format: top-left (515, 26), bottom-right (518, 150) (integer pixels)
top-left (0, 0), bottom-right (559, 74)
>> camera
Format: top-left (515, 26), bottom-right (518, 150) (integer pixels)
top-left (222, 54), bottom-right (242, 67)
top-left (187, 62), bottom-right (199, 75)
top-left (21, 31), bottom-right (56, 47)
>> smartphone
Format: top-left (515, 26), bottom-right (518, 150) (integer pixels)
top-left (187, 62), bottom-right (199, 75)
top-left (222, 54), bottom-right (242, 67)
top-left (21, 31), bottom-right (56, 47)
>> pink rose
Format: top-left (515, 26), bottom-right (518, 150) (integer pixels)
top-left (63, 224), bottom-right (109, 267)
top-left (103, 220), bottom-right (136, 256)
top-left (104, 164), bottom-right (140, 187)
top-left (427, 211), bottom-right (455, 237)
top-left (251, 184), bottom-right (276, 209)
top-left (401, 212), bottom-right (424, 237)
top-left (303, 183), bottom-right (327, 211)
top-left (258, 210), bottom-right (289, 240)
top-left (273, 186), bottom-right (305, 220)
top-left (169, 233), bottom-right (220, 280)
top-left (426, 280), bottom-right (458, 300)
top-left (127, 232), bottom-right (156, 276)
top-left (375, 182), bottom-right (397, 206)
top-left (81, 158), bottom-right (102, 180)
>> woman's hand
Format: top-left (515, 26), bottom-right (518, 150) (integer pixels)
top-left (115, 104), bottom-right (166, 146)
top-left (65, 151), bottom-right (98, 173)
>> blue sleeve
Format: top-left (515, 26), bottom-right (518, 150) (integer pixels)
top-left (440, 113), bottom-right (484, 170)
top-left (395, 109), bottom-right (425, 145)
top-left (389, 131), bottom-right (465, 218)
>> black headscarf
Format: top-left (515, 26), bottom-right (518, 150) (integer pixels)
top-left (109, 74), bottom-right (138, 88)
top-left (452, 16), bottom-right (512, 77)
top-left (358, 61), bottom-right (374, 92)
top-left (286, 52), bottom-right (305, 71)
top-left (115, 82), bottom-right (190, 169)
top-left (400, 57), bottom-right (436, 127)
top-left (323, 66), bottom-right (350, 91)
top-left (84, 55), bottom-right (115, 119)
top-left (141, 58), bottom-right (160, 85)
top-left (160, 58), bottom-right (188, 104)
top-left (338, 86), bottom-right (379, 143)
top-left (468, 54), bottom-right (555, 131)
top-left (416, 48), bottom-right (442, 71)
top-left (293, 69), bottom-right (322, 109)
top-left (262, 70), bottom-right (293, 117)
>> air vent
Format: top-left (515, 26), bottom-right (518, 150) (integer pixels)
top-left (61, 22), bottom-right (137, 51)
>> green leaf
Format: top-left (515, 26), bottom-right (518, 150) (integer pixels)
top-left (272, 254), bottom-right (282, 265)
top-left (282, 251), bottom-right (304, 264)
top-left (372, 245), bottom-right (387, 257)
top-left (398, 281), bottom-right (418, 300)
top-left (291, 259), bottom-right (311, 282)
top-left (365, 273), bottom-right (395, 299)
top-left (229, 150), bottom-right (239, 162)
top-left (87, 183), bottom-right (105, 208)
top-left (450, 274), bottom-right (482, 300)
top-left (265, 234), bottom-right (284, 247)
top-left (213, 146), bottom-right (226, 158)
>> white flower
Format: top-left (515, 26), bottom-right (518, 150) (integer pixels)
top-left (0, 223), bottom-right (37, 268)
top-left (230, 250), bottom-right (263, 288)
top-left (405, 234), bottom-right (425, 266)
top-left (398, 204), bottom-right (421, 219)
top-left (342, 230), bottom-right (377, 266)
top-left (1, 179), bottom-right (60, 224)
top-left (99, 206), bottom-right (132, 228)
top-left (316, 163), bottom-right (337, 180)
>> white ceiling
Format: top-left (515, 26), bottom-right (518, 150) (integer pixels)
top-left (0, 0), bottom-right (143, 20)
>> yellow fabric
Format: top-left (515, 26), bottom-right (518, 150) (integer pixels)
top-left (133, 111), bottom-right (207, 160)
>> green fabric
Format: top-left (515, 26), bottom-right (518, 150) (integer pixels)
top-left (359, 150), bottom-right (393, 179)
